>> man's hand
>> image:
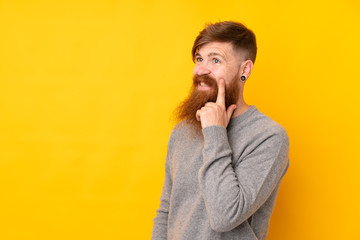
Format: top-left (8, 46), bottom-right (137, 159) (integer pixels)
top-left (196, 79), bottom-right (237, 129)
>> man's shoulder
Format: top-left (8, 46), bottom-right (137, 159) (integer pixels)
top-left (230, 107), bottom-right (289, 166)
top-left (167, 120), bottom-right (193, 144)
top-left (254, 109), bottom-right (287, 134)
top-left (251, 108), bottom-right (289, 147)
top-left (232, 106), bottom-right (288, 142)
top-left (171, 120), bottom-right (189, 137)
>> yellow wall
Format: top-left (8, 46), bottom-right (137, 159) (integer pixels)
top-left (1, 0), bottom-right (359, 239)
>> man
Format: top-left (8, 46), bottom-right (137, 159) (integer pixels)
top-left (152, 21), bottom-right (289, 240)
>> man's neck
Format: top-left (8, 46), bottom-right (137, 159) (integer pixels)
top-left (231, 98), bottom-right (251, 119)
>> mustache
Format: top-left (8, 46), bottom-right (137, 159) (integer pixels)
top-left (193, 74), bottom-right (218, 88)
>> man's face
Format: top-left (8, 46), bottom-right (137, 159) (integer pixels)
top-left (193, 41), bottom-right (241, 91)
top-left (174, 42), bottom-right (242, 135)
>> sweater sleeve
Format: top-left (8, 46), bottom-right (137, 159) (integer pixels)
top-left (151, 138), bottom-right (173, 239)
top-left (198, 125), bottom-right (289, 232)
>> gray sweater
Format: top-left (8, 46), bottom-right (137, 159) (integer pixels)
top-left (152, 105), bottom-right (289, 240)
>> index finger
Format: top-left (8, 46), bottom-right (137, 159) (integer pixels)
top-left (216, 78), bottom-right (225, 106)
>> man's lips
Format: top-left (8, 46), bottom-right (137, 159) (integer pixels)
top-left (197, 81), bottom-right (212, 90)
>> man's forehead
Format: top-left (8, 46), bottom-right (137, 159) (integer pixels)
top-left (196, 42), bottom-right (242, 62)
top-left (197, 42), bottom-right (233, 54)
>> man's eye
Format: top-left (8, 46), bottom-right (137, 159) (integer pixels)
top-left (196, 57), bottom-right (203, 62)
top-left (213, 58), bottom-right (220, 63)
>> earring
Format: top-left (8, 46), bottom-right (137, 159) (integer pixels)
top-left (241, 75), bottom-right (246, 81)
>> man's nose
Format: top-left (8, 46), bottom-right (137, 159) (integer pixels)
top-left (196, 66), bottom-right (211, 76)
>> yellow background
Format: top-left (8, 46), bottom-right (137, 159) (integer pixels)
top-left (1, 0), bottom-right (359, 239)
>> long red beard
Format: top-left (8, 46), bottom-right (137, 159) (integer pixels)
top-left (174, 74), bottom-right (240, 135)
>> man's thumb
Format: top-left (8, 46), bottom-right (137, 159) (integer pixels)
top-left (227, 104), bottom-right (237, 119)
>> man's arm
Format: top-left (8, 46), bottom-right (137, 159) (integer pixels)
top-left (198, 125), bottom-right (289, 232)
top-left (151, 143), bottom-right (173, 239)
top-left (195, 78), bottom-right (289, 232)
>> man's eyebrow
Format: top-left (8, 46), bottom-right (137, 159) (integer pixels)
top-left (195, 52), bottom-right (227, 61)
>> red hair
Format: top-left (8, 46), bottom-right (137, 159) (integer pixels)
top-left (192, 21), bottom-right (257, 63)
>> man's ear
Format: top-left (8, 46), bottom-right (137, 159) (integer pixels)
top-left (239, 60), bottom-right (254, 80)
